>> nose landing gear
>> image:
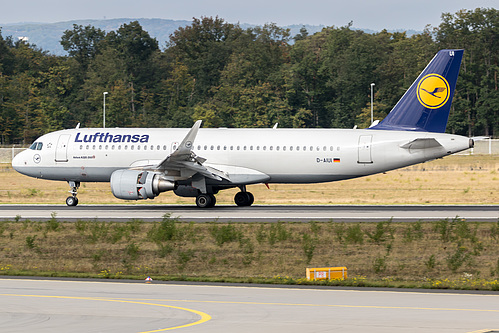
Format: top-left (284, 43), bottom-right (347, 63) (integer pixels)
top-left (66, 181), bottom-right (80, 206)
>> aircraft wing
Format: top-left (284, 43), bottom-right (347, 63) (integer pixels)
top-left (153, 120), bottom-right (230, 182)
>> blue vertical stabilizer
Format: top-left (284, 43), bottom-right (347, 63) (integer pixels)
top-left (370, 49), bottom-right (463, 133)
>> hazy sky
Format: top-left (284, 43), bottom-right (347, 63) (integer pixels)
top-left (0, 0), bottom-right (496, 30)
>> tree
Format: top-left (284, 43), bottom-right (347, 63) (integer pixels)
top-left (106, 21), bottom-right (159, 86)
top-left (167, 17), bottom-right (244, 101)
top-left (437, 8), bottom-right (499, 136)
top-left (60, 24), bottom-right (105, 70)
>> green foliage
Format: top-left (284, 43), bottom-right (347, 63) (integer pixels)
top-left (177, 249), bottom-right (195, 270)
top-left (345, 224), bottom-right (364, 244)
top-left (75, 220), bottom-right (88, 234)
top-left (0, 9), bottom-right (496, 143)
top-left (25, 235), bottom-right (37, 249)
top-left (490, 221), bottom-right (499, 241)
top-left (210, 224), bottom-right (241, 246)
top-left (333, 223), bottom-right (346, 243)
top-left (125, 242), bottom-right (140, 261)
top-left (425, 254), bottom-right (437, 271)
top-left (373, 256), bottom-right (387, 274)
top-left (147, 214), bottom-right (180, 244)
top-left (433, 218), bottom-right (457, 242)
top-left (0, 222), bottom-right (7, 236)
top-left (157, 243), bottom-right (174, 258)
top-left (45, 212), bottom-right (61, 232)
top-left (302, 233), bottom-right (317, 264)
top-left (446, 245), bottom-right (471, 272)
top-left (88, 222), bottom-right (109, 243)
top-left (256, 224), bottom-right (267, 244)
top-left (365, 220), bottom-right (394, 244)
top-left (269, 222), bottom-right (292, 244)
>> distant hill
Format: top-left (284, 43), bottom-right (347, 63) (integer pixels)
top-left (0, 18), bottom-right (420, 56)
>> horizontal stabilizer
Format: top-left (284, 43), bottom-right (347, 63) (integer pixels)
top-left (400, 138), bottom-right (442, 150)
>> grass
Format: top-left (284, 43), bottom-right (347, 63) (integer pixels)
top-left (1, 154), bottom-right (498, 290)
top-left (0, 154), bottom-right (498, 205)
top-left (0, 216), bottom-right (498, 290)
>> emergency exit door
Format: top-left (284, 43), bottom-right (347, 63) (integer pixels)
top-left (358, 135), bottom-right (373, 164)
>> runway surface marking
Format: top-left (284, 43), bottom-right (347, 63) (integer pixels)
top-left (0, 293), bottom-right (212, 332)
top-left (98, 296), bottom-right (499, 313)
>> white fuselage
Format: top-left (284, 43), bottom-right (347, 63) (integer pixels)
top-left (12, 127), bottom-right (471, 185)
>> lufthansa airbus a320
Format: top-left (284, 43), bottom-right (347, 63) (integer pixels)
top-left (12, 49), bottom-right (473, 208)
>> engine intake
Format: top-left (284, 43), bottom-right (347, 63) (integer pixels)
top-left (111, 169), bottom-right (175, 200)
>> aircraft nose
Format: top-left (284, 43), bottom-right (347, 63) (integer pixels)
top-left (11, 150), bottom-right (26, 172)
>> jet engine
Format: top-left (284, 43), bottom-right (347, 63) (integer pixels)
top-left (110, 170), bottom-right (175, 200)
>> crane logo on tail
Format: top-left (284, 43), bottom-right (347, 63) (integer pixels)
top-left (417, 73), bottom-right (450, 109)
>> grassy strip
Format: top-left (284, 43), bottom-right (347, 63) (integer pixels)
top-left (1, 215), bottom-right (499, 291)
top-left (1, 154), bottom-right (498, 205)
top-left (1, 270), bottom-right (498, 291)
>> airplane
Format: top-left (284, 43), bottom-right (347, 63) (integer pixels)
top-left (12, 49), bottom-right (473, 208)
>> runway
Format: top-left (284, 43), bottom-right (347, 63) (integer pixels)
top-left (0, 278), bottom-right (498, 332)
top-left (0, 204), bottom-right (497, 222)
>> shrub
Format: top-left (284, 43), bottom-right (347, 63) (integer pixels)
top-left (125, 242), bottom-right (140, 261)
top-left (148, 214), bottom-right (180, 243)
top-left (446, 245), bottom-right (471, 272)
top-left (302, 233), bottom-right (317, 264)
top-left (25, 235), bottom-right (37, 249)
top-left (365, 220), bottom-right (394, 244)
top-left (346, 224), bottom-right (364, 244)
top-left (425, 254), bottom-right (437, 270)
top-left (373, 256), bottom-right (387, 273)
top-left (211, 224), bottom-right (241, 246)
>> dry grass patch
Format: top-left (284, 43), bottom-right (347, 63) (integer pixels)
top-left (0, 217), bottom-right (498, 290)
top-left (1, 154), bottom-right (498, 205)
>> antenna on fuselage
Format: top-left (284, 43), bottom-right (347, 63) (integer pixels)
top-left (273, 123), bottom-right (278, 129)
top-left (75, 123), bottom-right (80, 129)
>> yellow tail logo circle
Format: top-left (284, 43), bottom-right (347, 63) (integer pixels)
top-left (416, 73), bottom-right (450, 109)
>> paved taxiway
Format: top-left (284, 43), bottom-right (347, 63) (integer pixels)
top-left (0, 204), bottom-right (497, 222)
top-left (0, 278), bottom-right (498, 332)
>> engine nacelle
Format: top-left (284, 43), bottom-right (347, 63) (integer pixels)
top-left (110, 169), bottom-right (175, 200)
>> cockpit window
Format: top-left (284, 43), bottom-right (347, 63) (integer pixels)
top-left (29, 142), bottom-right (43, 150)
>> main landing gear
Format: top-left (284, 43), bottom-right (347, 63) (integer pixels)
top-left (194, 186), bottom-right (254, 208)
top-left (234, 186), bottom-right (254, 207)
top-left (195, 193), bottom-right (216, 208)
top-left (66, 181), bottom-right (80, 206)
